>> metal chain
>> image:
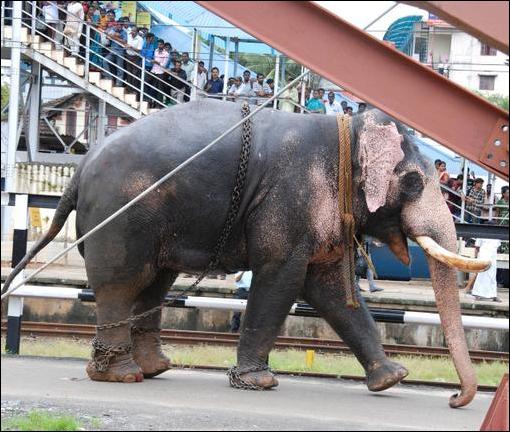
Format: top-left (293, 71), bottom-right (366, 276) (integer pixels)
top-left (97, 103), bottom-right (253, 331)
top-left (90, 337), bottom-right (132, 372)
top-left (131, 327), bottom-right (160, 335)
top-left (227, 364), bottom-right (271, 390)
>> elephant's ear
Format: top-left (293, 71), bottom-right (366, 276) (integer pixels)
top-left (359, 116), bottom-right (404, 213)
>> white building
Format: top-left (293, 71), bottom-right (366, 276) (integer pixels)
top-left (411, 19), bottom-right (508, 96)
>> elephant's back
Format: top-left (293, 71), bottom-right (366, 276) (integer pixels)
top-left (75, 100), bottom-right (336, 229)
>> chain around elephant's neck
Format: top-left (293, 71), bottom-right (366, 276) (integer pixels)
top-left (337, 115), bottom-right (360, 309)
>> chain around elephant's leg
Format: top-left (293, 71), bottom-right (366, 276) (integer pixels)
top-left (86, 294), bottom-right (144, 383)
top-left (232, 254), bottom-right (309, 390)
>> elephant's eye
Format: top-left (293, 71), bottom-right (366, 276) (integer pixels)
top-left (399, 171), bottom-right (424, 202)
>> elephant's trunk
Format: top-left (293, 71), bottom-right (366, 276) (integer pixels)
top-left (402, 183), bottom-right (478, 407)
top-left (426, 253), bottom-right (477, 408)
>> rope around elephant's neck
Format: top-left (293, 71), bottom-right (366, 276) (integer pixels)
top-left (337, 115), bottom-right (360, 309)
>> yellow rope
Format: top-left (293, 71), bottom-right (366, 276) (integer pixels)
top-left (337, 115), bottom-right (360, 309)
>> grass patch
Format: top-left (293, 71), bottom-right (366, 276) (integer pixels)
top-left (2, 410), bottom-right (81, 431)
top-left (2, 336), bottom-right (507, 386)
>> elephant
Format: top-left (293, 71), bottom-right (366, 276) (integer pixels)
top-left (2, 99), bottom-right (489, 407)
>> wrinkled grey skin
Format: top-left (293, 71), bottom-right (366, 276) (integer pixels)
top-left (2, 99), bottom-right (475, 406)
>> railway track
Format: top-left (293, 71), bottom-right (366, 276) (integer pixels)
top-left (2, 321), bottom-right (508, 363)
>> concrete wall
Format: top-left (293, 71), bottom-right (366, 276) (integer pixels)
top-left (2, 163), bottom-right (77, 243)
top-left (449, 32), bottom-right (509, 95)
top-left (15, 297), bottom-right (509, 352)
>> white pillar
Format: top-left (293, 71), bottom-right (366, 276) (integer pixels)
top-left (460, 159), bottom-right (469, 223)
top-left (273, 53), bottom-right (280, 109)
top-left (27, 62), bottom-right (41, 162)
top-left (191, 28), bottom-right (200, 101)
top-left (300, 67), bottom-right (307, 112)
top-left (5, 1), bottom-right (22, 193)
top-left (488, 173), bottom-right (496, 221)
top-left (96, 99), bottom-right (106, 147)
top-left (222, 37), bottom-right (230, 100)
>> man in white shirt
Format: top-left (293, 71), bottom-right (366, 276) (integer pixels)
top-left (252, 73), bottom-right (272, 105)
top-left (181, 52), bottom-right (194, 102)
top-left (230, 271), bottom-right (252, 332)
top-left (192, 61), bottom-right (208, 96)
top-left (125, 26), bottom-right (144, 98)
top-left (325, 91), bottom-right (343, 115)
top-left (42, 1), bottom-right (59, 46)
top-left (64, 1), bottom-right (84, 57)
top-left (235, 70), bottom-right (255, 103)
top-left (466, 238), bottom-right (502, 302)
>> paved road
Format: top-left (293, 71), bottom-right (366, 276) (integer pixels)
top-left (1, 356), bottom-right (492, 431)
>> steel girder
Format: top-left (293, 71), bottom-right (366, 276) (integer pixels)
top-left (197, 1), bottom-right (509, 179)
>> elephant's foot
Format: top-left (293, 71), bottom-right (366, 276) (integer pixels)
top-left (86, 353), bottom-right (144, 383)
top-left (132, 329), bottom-right (171, 378)
top-left (86, 337), bottom-right (144, 383)
top-left (367, 359), bottom-right (408, 391)
top-left (228, 366), bottom-right (279, 390)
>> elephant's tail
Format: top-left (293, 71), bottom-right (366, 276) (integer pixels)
top-left (1, 173), bottom-right (79, 296)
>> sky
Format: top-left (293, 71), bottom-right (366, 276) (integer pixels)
top-left (314, 1), bottom-right (429, 39)
top-left (312, 2), bottom-right (508, 184)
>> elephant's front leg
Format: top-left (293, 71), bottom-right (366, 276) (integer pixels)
top-left (233, 255), bottom-right (309, 390)
top-left (304, 262), bottom-right (408, 391)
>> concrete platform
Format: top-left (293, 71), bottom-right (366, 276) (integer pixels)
top-left (2, 263), bottom-right (508, 318)
top-left (0, 355), bottom-right (494, 431)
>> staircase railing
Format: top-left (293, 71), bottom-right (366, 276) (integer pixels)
top-left (441, 182), bottom-right (508, 224)
top-left (1, 1), bottom-right (213, 114)
top-left (29, 1), bottom-right (192, 110)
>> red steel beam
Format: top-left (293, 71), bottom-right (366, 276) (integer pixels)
top-left (402, 1), bottom-right (508, 55)
top-left (197, 1), bottom-right (509, 179)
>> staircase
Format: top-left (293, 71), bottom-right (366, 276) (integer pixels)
top-left (2, 22), bottom-right (163, 120)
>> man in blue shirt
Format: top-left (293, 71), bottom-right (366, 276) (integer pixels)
top-left (103, 19), bottom-right (127, 87)
top-left (205, 67), bottom-right (224, 97)
top-left (140, 32), bottom-right (157, 71)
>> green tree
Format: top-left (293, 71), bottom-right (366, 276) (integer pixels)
top-left (475, 91), bottom-right (509, 111)
top-left (1, 83), bottom-right (9, 120)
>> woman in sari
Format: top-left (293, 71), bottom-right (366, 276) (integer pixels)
top-left (87, 5), bottom-right (103, 71)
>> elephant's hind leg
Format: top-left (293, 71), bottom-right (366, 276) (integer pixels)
top-left (131, 271), bottom-right (178, 378)
top-left (86, 278), bottom-right (146, 383)
top-left (304, 262), bottom-right (408, 392)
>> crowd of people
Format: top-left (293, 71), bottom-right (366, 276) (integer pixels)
top-left (435, 159), bottom-right (509, 226)
top-left (35, 1), bottom-right (368, 112)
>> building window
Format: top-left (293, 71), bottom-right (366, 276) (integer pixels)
top-left (480, 43), bottom-right (497, 56)
top-left (479, 75), bottom-right (496, 91)
top-left (66, 111), bottom-right (76, 136)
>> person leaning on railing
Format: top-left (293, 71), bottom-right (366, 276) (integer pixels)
top-left (86, 4), bottom-right (103, 71)
top-left (42, 1), bottom-right (59, 48)
top-left (447, 175), bottom-right (463, 218)
top-left (103, 18), bottom-right (127, 87)
top-left (125, 25), bottom-right (144, 99)
top-left (181, 52), bottom-right (194, 102)
top-left (497, 186), bottom-right (509, 225)
top-left (205, 67), bottom-right (224, 98)
top-left (63, 1), bottom-right (84, 58)
top-left (461, 178), bottom-right (485, 224)
top-left (279, 79), bottom-right (299, 113)
top-left (140, 32), bottom-right (157, 103)
top-left (169, 59), bottom-right (187, 104)
top-left (148, 39), bottom-right (169, 108)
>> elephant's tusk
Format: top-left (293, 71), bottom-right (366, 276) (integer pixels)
top-left (415, 236), bottom-right (491, 273)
